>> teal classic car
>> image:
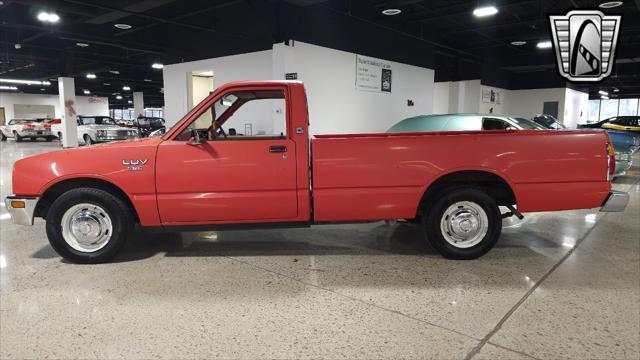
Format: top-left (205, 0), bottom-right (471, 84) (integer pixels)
top-left (387, 114), bottom-right (545, 133)
top-left (607, 130), bottom-right (639, 177)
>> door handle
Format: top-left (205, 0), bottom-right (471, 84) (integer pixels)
top-left (269, 145), bottom-right (287, 153)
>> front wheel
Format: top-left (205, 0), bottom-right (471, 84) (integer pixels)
top-left (14, 131), bottom-right (22, 142)
top-left (46, 136), bottom-right (55, 142)
top-left (423, 188), bottom-right (501, 260)
top-left (0, 132), bottom-right (6, 141)
top-left (83, 134), bottom-right (93, 145)
top-left (46, 188), bottom-right (132, 263)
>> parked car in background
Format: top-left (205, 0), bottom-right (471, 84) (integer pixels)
top-left (0, 118), bottom-right (55, 142)
top-left (607, 130), bottom-right (639, 177)
top-left (133, 116), bottom-right (165, 137)
top-left (387, 114), bottom-right (545, 133)
top-left (51, 116), bottom-right (139, 145)
top-left (601, 116), bottom-right (640, 132)
top-left (532, 114), bottom-right (566, 129)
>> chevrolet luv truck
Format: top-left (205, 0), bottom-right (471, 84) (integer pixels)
top-left (5, 81), bottom-right (629, 263)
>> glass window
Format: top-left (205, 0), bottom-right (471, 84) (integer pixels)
top-left (600, 99), bottom-right (619, 120)
top-left (175, 89), bottom-right (287, 141)
top-left (619, 99), bottom-right (639, 116)
top-left (587, 100), bottom-right (601, 122)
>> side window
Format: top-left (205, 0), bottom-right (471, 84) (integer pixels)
top-left (482, 118), bottom-right (513, 130)
top-left (9, 120), bottom-right (15, 125)
top-left (177, 89), bottom-right (287, 141)
top-left (444, 116), bottom-right (481, 131)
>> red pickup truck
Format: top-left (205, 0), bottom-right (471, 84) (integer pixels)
top-left (5, 81), bottom-right (629, 263)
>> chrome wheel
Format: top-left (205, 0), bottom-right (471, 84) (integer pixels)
top-left (440, 201), bottom-right (489, 249)
top-left (61, 203), bottom-right (113, 252)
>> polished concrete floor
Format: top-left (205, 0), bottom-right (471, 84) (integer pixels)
top-left (1, 139), bottom-right (638, 359)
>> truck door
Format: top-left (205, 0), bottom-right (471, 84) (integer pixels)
top-left (155, 87), bottom-right (298, 224)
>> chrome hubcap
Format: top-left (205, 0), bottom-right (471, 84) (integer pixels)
top-left (61, 203), bottom-right (112, 252)
top-left (440, 201), bottom-right (489, 248)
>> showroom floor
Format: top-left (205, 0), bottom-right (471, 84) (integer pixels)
top-left (1, 140), bottom-right (638, 360)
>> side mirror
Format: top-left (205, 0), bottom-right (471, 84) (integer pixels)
top-left (187, 128), bottom-right (202, 145)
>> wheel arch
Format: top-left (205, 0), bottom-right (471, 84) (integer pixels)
top-left (35, 177), bottom-right (139, 223)
top-left (416, 169), bottom-right (517, 217)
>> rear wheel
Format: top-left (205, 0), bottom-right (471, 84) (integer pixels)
top-left (422, 188), bottom-right (501, 260)
top-left (0, 132), bottom-right (6, 141)
top-left (46, 136), bottom-right (55, 142)
top-left (46, 188), bottom-right (132, 263)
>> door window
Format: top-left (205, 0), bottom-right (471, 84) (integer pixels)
top-left (176, 89), bottom-right (287, 141)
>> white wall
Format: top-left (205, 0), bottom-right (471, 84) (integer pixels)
top-left (505, 88), bottom-right (567, 123)
top-left (563, 88), bottom-right (589, 128)
top-left (432, 82), bottom-right (449, 114)
top-left (162, 42), bottom-right (436, 135)
top-left (0, 92), bottom-right (109, 120)
top-left (479, 85), bottom-right (508, 115)
top-left (162, 50), bottom-right (273, 127)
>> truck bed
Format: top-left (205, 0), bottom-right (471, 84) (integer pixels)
top-left (311, 130), bottom-right (611, 222)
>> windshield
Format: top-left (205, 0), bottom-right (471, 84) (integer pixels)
top-left (80, 116), bottom-right (117, 125)
top-left (510, 117), bottom-right (546, 130)
top-left (13, 118), bottom-right (45, 123)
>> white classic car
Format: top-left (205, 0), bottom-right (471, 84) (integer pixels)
top-left (0, 118), bottom-right (55, 142)
top-left (52, 116), bottom-right (139, 145)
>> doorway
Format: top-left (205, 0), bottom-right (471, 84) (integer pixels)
top-left (187, 70), bottom-right (214, 111)
top-left (543, 101), bottom-right (559, 119)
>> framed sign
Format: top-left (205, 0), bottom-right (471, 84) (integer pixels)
top-left (356, 55), bottom-right (392, 93)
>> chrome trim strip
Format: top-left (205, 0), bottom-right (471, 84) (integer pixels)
top-left (4, 196), bottom-right (39, 226)
top-left (600, 190), bottom-right (629, 212)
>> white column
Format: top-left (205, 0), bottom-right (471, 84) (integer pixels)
top-left (133, 92), bottom-right (144, 118)
top-left (58, 77), bottom-right (79, 148)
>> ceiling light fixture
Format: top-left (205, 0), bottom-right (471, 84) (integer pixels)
top-left (83, 89), bottom-right (90, 95)
top-left (0, 78), bottom-right (50, 85)
top-left (510, 41), bottom-right (527, 46)
top-left (122, 85), bottom-right (131, 91)
top-left (109, 70), bottom-right (120, 74)
top-left (598, 90), bottom-right (609, 96)
top-left (37, 11), bottom-right (60, 23)
top-left (599, 1), bottom-right (623, 8)
top-left (0, 85), bottom-right (18, 91)
top-left (473, 6), bottom-right (498, 17)
top-left (128, 100), bottom-right (133, 104)
top-left (613, 88), bottom-right (620, 92)
top-left (151, 63), bottom-right (164, 69)
top-left (382, 8), bottom-right (402, 15)
top-left (537, 41), bottom-right (552, 49)
top-left (114, 23), bottom-right (132, 30)
top-left (86, 73), bottom-right (96, 79)
top-left (601, 95), bottom-right (609, 99)
top-left (76, 42), bottom-right (89, 47)
top-left (144, 79), bottom-right (152, 82)
top-left (14, 43), bottom-right (21, 49)
top-left (116, 95), bottom-right (123, 99)
top-left (103, 83), bottom-right (111, 85)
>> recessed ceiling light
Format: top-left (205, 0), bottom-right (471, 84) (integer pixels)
top-left (510, 41), bottom-right (527, 46)
top-left (382, 9), bottom-right (401, 16)
top-left (109, 70), bottom-right (120, 75)
top-left (0, 78), bottom-right (50, 85)
top-left (473, 6), bottom-right (498, 17)
top-left (598, 90), bottom-right (609, 96)
top-left (83, 89), bottom-right (90, 95)
top-left (114, 23), bottom-right (132, 30)
top-left (613, 88), bottom-right (620, 92)
top-left (37, 11), bottom-right (60, 23)
top-left (536, 41), bottom-right (552, 49)
top-left (599, 1), bottom-right (623, 8)
top-left (116, 95), bottom-right (123, 99)
top-left (122, 85), bottom-right (130, 91)
top-left (86, 73), bottom-right (96, 79)
top-left (40, 88), bottom-right (45, 91)
top-left (601, 95), bottom-right (609, 100)
top-left (76, 42), bottom-right (89, 47)
top-left (0, 85), bottom-right (18, 91)
top-left (103, 82), bottom-right (111, 85)
top-left (14, 43), bottom-right (21, 49)
top-left (128, 100), bottom-right (132, 104)
top-left (151, 63), bottom-right (164, 69)
top-left (144, 79), bottom-right (152, 82)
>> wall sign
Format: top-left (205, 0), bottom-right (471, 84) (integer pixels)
top-left (356, 55), bottom-right (392, 93)
top-left (482, 88), bottom-right (501, 104)
top-left (285, 73), bottom-right (298, 80)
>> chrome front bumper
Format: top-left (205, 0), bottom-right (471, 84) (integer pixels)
top-left (4, 196), bottom-right (39, 225)
top-left (600, 190), bottom-right (629, 212)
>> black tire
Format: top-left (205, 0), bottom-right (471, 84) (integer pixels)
top-left (83, 134), bottom-right (93, 145)
top-left (422, 188), bottom-right (501, 260)
top-left (46, 188), bottom-right (132, 263)
top-left (57, 132), bottom-right (63, 142)
top-left (14, 131), bottom-right (22, 142)
top-left (0, 132), bottom-right (6, 141)
top-left (46, 136), bottom-right (54, 142)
